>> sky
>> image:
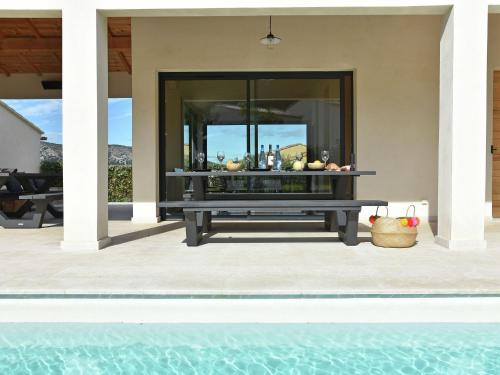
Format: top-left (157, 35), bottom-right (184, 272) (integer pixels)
top-left (2, 98), bottom-right (132, 146)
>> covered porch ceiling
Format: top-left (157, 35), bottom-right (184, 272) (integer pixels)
top-left (0, 17), bottom-right (131, 76)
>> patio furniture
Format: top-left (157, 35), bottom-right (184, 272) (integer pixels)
top-left (0, 172), bottom-right (63, 228)
top-left (161, 170), bottom-right (388, 246)
top-left (0, 192), bottom-right (63, 228)
top-left (159, 199), bottom-right (387, 246)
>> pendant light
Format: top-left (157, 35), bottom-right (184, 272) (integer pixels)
top-left (260, 16), bottom-right (281, 48)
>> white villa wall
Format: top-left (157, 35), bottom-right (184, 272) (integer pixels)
top-left (0, 102), bottom-right (42, 172)
top-left (132, 15), bottom-right (441, 219)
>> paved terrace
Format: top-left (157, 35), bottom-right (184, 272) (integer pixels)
top-left (1, 204), bottom-right (500, 295)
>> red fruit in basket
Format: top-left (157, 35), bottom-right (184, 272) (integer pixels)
top-left (369, 215), bottom-right (377, 224)
top-left (408, 218), bottom-right (416, 227)
top-left (416, 217), bottom-right (421, 226)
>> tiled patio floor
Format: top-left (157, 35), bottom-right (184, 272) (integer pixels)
top-left (1, 204), bottom-right (500, 295)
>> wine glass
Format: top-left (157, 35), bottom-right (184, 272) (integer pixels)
top-left (321, 150), bottom-right (329, 165)
top-left (217, 151), bottom-right (225, 170)
top-left (196, 152), bottom-right (205, 170)
top-left (244, 152), bottom-right (252, 170)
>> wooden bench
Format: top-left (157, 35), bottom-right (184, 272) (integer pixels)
top-left (0, 192), bottom-right (63, 228)
top-left (158, 199), bottom-right (387, 246)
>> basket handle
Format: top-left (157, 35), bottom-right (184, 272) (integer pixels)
top-left (406, 205), bottom-right (416, 218)
top-left (375, 206), bottom-right (388, 217)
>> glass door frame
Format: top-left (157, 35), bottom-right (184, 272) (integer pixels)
top-left (158, 71), bottom-right (354, 217)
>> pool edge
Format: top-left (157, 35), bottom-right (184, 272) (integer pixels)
top-left (1, 297), bottom-right (500, 323)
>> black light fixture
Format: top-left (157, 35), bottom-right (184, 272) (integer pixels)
top-left (41, 80), bottom-right (62, 90)
top-left (260, 16), bottom-right (281, 48)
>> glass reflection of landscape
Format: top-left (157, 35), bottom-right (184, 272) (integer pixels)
top-left (166, 75), bottom-right (352, 195)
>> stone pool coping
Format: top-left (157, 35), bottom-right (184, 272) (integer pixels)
top-left (1, 296), bottom-right (500, 323)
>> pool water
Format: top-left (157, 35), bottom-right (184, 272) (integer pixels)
top-left (1, 324), bottom-right (500, 374)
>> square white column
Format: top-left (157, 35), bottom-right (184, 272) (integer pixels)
top-left (60, 3), bottom-right (110, 250)
top-left (437, 2), bottom-right (488, 249)
top-left (131, 17), bottom-right (160, 224)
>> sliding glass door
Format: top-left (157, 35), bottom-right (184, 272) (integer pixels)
top-left (159, 72), bottom-right (353, 203)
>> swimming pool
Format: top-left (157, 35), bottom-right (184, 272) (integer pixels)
top-left (1, 323), bottom-right (499, 374)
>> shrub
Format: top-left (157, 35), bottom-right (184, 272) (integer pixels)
top-left (108, 165), bottom-right (132, 202)
top-left (40, 160), bottom-right (63, 187)
top-left (40, 160), bottom-right (63, 174)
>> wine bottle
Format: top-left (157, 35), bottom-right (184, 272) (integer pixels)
top-left (266, 144), bottom-right (274, 169)
top-left (273, 144), bottom-right (282, 171)
top-left (258, 145), bottom-right (267, 169)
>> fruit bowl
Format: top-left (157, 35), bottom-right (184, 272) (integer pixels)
top-left (226, 161), bottom-right (241, 171)
top-left (307, 162), bottom-right (325, 170)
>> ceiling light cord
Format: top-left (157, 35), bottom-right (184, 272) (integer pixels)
top-left (260, 16), bottom-right (282, 49)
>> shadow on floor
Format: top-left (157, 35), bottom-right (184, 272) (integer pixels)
top-left (429, 221), bottom-right (437, 236)
top-left (194, 235), bottom-right (373, 245)
top-left (108, 203), bottom-right (133, 221)
top-left (210, 221), bottom-right (372, 233)
top-left (109, 221), bottom-right (185, 247)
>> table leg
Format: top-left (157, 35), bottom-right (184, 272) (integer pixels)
top-left (204, 212), bottom-right (212, 231)
top-left (185, 211), bottom-right (202, 246)
top-left (338, 210), bottom-right (360, 246)
top-left (191, 176), bottom-right (211, 232)
top-left (47, 203), bottom-right (63, 219)
top-left (324, 212), bottom-right (335, 231)
top-left (196, 211), bottom-right (212, 232)
top-left (30, 200), bottom-right (48, 228)
top-left (324, 211), bottom-right (346, 232)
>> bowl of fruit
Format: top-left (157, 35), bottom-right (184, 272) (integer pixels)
top-left (226, 160), bottom-right (241, 171)
top-left (307, 160), bottom-right (325, 170)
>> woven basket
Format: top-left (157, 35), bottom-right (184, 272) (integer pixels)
top-left (371, 206), bottom-right (417, 248)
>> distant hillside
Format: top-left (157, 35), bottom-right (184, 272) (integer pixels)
top-left (40, 141), bottom-right (62, 162)
top-left (280, 143), bottom-right (307, 161)
top-left (108, 144), bottom-right (132, 165)
top-left (40, 142), bottom-right (132, 165)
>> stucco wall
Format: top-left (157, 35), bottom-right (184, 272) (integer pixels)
top-left (0, 72), bottom-right (131, 99)
top-left (132, 15), bottom-right (440, 216)
top-left (0, 105), bottom-right (41, 172)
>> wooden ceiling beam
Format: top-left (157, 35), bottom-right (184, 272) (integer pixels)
top-left (118, 51), bottom-right (131, 75)
top-left (0, 36), bottom-right (130, 50)
top-left (0, 18), bottom-right (131, 75)
top-left (0, 63), bottom-right (10, 76)
top-left (52, 51), bottom-right (60, 63)
top-left (108, 36), bottom-right (130, 50)
top-left (1, 37), bottom-right (61, 50)
top-left (26, 19), bottom-right (42, 39)
top-left (18, 53), bottom-right (42, 76)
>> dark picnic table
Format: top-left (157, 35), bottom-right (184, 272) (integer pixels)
top-left (161, 170), bottom-right (386, 246)
top-left (0, 172), bottom-right (63, 228)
